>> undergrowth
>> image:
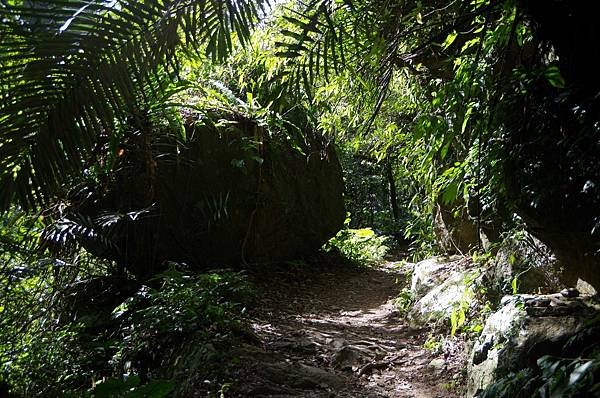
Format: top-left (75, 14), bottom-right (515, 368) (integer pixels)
top-left (1, 265), bottom-right (253, 397)
top-left (324, 217), bottom-right (390, 265)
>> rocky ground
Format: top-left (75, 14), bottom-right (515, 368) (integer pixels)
top-left (229, 257), bottom-right (467, 397)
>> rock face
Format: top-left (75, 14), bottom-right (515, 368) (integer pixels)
top-left (408, 255), bottom-right (479, 327)
top-left (488, 232), bottom-right (564, 295)
top-left (502, 1), bottom-right (600, 292)
top-left (433, 202), bottom-right (479, 254)
top-left (467, 293), bottom-right (600, 396)
top-left (76, 115), bottom-right (345, 278)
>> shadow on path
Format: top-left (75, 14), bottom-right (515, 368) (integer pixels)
top-left (233, 259), bottom-right (462, 397)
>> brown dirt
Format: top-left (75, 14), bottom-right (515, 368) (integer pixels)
top-left (229, 257), bottom-right (467, 397)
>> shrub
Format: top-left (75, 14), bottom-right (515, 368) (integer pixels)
top-left (325, 225), bottom-right (390, 265)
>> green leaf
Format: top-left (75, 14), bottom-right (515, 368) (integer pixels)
top-left (461, 37), bottom-right (480, 52)
top-left (544, 65), bottom-right (565, 88)
top-left (461, 105), bottom-right (473, 134)
top-left (450, 309), bottom-right (458, 336)
top-left (568, 360), bottom-right (594, 386)
top-left (457, 308), bottom-right (466, 327)
top-left (442, 30), bottom-right (458, 49)
top-left (442, 182), bottom-right (459, 205)
top-left (353, 228), bottom-right (375, 238)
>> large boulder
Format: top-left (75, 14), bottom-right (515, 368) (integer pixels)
top-left (409, 268), bottom-right (481, 328)
top-left (467, 293), bottom-right (600, 396)
top-left (502, 1), bottom-right (600, 291)
top-left (407, 255), bottom-right (480, 327)
top-left (72, 114), bottom-right (345, 278)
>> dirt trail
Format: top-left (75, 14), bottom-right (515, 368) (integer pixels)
top-left (232, 259), bottom-right (464, 397)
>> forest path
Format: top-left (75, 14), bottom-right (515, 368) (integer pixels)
top-left (232, 258), bottom-right (463, 397)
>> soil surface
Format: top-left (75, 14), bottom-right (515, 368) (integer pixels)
top-left (231, 257), bottom-right (466, 397)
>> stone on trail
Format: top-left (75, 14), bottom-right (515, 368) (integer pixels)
top-left (427, 358), bottom-right (446, 374)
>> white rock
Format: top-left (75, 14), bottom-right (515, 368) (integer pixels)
top-left (410, 255), bottom-right (463, 301)
top-left (409, 268), bottom-right (480, 327)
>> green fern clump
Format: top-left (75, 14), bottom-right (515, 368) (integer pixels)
top-left (324, 217), bottom-right (390, 265)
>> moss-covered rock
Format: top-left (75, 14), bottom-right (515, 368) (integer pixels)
top-left (75, 114), bottom-right (344, 278)
top-left (467, 293), bottom-right (600, 396)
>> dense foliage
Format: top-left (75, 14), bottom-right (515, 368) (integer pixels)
top-left (1, 239), bottom-right (252, 396)
top-left (1, 0), bottom-right (600, 395)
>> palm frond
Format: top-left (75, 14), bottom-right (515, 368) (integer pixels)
top-left (274, 0), bottom-right (370, 93)
top-left (39, 204), bottom-right (157, 258)
top-left (0, 0), bottom-right (268, 212)
top-left (274, 0), bottom-right (501, 101)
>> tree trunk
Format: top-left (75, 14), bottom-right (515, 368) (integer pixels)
top-left (385, 158), bottom-right (399, 223)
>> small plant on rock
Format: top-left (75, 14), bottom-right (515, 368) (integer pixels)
top-left (394, 288), bottom-right (414, 314)
top-left (423, 334), bottom-right (443, 354)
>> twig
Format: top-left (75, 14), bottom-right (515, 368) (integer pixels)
top-left (357, 355), bottom-right (407, 377)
